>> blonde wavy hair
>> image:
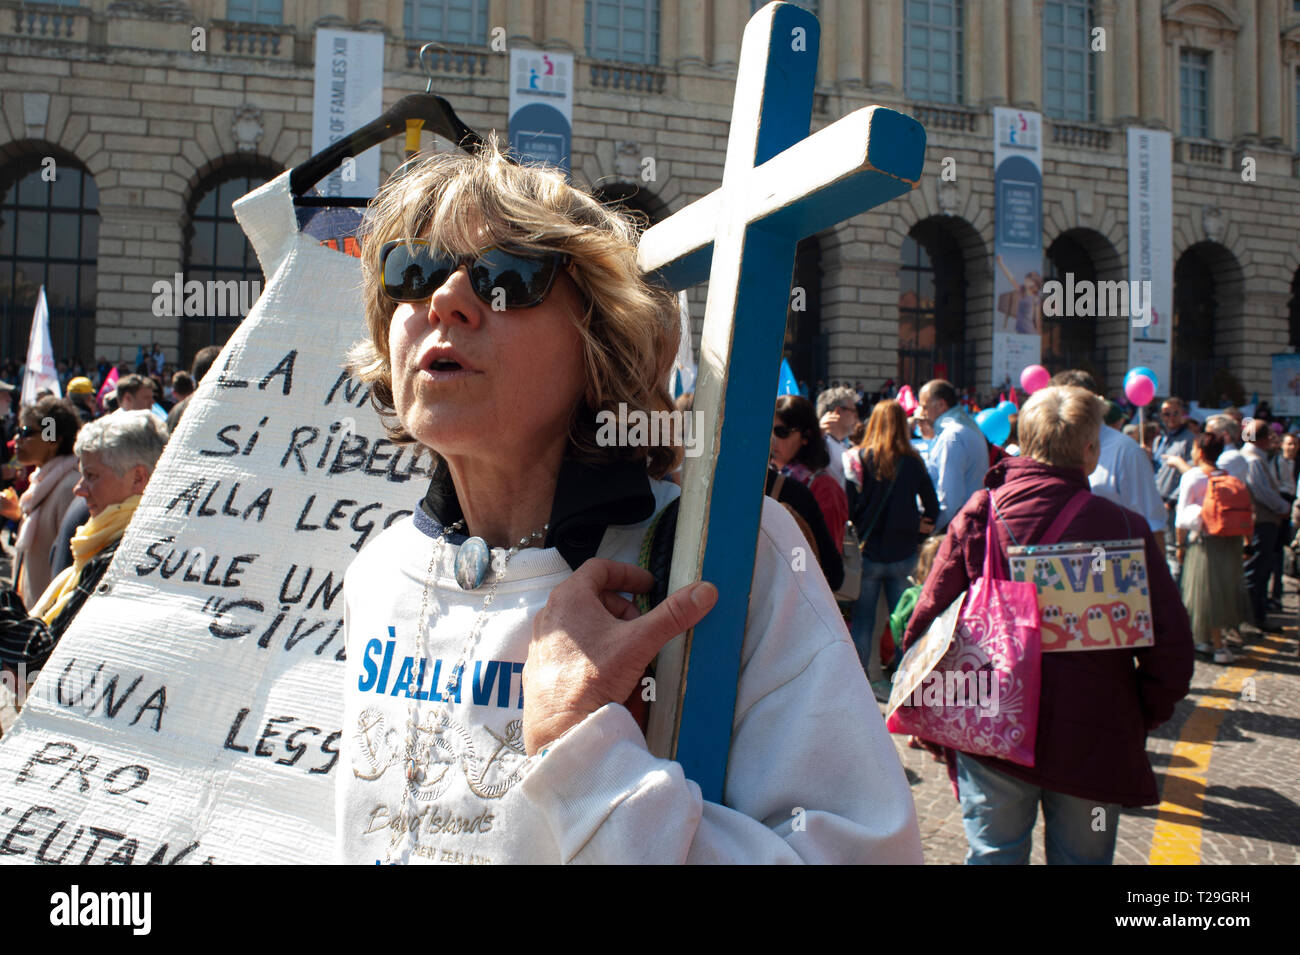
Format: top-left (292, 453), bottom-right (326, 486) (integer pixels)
top-left (347, 137), bottom-right (682, 478)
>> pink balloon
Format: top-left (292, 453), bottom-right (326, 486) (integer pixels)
top-left (1124, 375), bottom-right (1155, 406)
top-left (1020, 365), bottom-right (1050, 393)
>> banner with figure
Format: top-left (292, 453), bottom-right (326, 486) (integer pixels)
top-left (991, 107), bottom-right (1043, 389)
top-left (0, 175), bottom-right (428, 864)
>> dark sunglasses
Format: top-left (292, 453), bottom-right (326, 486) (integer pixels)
top-left (773, 424), bottom-right (794, 439)
top-left (380, 238), bottom-right (565, 310)
top-left (16, 425), bottom-right (42, 439)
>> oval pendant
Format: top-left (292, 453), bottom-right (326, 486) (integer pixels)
top-left (454, 537), bottom-right (491, 590)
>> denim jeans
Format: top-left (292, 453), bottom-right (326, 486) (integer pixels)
top-left (956, 752), bottom-right (1120, 865)
top-left (848, 553), bottom-right (916, 672)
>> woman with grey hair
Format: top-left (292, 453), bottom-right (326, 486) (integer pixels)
top-left (902, 385), bottom-right (1193, 864)
top-left (0, 410), bottom-right (168, 674)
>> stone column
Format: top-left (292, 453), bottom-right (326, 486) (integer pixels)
top-left (867, 0), bottom-right (896, 91)
top-left (543, 0), bottom-right (582, 50)
top-left (1235, 0), bottom-right (1258, 140)
top-left (1113, 0), bottom-right (1139, 121)
top-left (836, 0), bottom-right (863, 87)
top-left (1097, 0), bottom-right (1117, 122)
top-left (965, 0), bottom-right (983, 104)
top-left (677, 0), bottom-right (707, 68)
top-left (1009, 0), bottom-right (1040, 108)
top-left (1138, 0), bottom-right (1164, 125)
top-left (507, 0), bottom-right (536, 48)
top-left (981, 0), bottom-right (1006, 104)
top-left (1259, 0), bottom-right (1282, 142)
top-left (712, 0), bottom-right (744, 69)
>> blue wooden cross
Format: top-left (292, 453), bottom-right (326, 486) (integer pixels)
top-left (637, 1), bottom-right (926, 802)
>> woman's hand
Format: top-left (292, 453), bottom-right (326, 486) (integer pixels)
top-left (0, 489), bottom-right (20, 521)
top-left (523, 559), bottom-right (718, 756)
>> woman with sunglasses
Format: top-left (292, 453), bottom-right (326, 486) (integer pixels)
top-left (771, 395), bottom-right (849, 569)
top-left (336, 140), bottom-right (920, 865)
top-left (0, 397), bottom-right (81, 608)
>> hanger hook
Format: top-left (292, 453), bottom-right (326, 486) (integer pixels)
top-left (418, 42), bottom-right (446, 94)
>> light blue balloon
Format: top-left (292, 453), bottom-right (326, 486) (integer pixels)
top-left (997, 400), bottom-right (1017, 415)
top-left (976, 407), bottom-right (1011, 446)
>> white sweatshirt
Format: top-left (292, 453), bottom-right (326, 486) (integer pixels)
top-left (336, 479), bottom-right (921, 864)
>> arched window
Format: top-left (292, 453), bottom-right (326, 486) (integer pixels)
top-left (1043, 0), bottom-right (1095, 121)
top-left (905, 0), bottom-right (963, 104)
top-left (899, 220), bottom-right (966, 387)
top-left (405, 0), bottom-right (488, 46)
top-left (181, 161), bottom-right (276, 367)
top-left (1042, 233), bottom-right (1097, 375)
top-left (227, 0), bottom-right (282, 24)
top-left (0, 153), bottom-right (99, 371)
top-left (587, 0), bottom-right (660, 64)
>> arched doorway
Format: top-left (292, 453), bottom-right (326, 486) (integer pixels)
top-left (1043, 227), bottom-right (1124, 389)
top-left (0, 146), bottom-right (100, 373)
top-left (784, 235), bottom-right (823, 389)
top-left (181, 156), bottom-right (280, 369)
top-left (899, 217), bottom-right (967, 387)
top-left (1172, 241), bottom-right (1245, 406)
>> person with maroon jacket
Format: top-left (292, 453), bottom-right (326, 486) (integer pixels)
top-left (902, 385), bottom-right (1194, 865)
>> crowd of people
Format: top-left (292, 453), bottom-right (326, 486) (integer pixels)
top-left (0, 343), bottom-right (223, 715)
top-left (0, 139), bottom-right (1287, 865)
top-left (756, 364), bottom-right (1298, 864)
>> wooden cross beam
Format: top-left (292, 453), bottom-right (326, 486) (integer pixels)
top-left (637, 1), bottom-right (926, 803)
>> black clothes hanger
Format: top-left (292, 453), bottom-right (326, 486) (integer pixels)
top-left (290, 43), bottom-right (499, 208)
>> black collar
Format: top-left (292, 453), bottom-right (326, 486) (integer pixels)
top-left (419, 456), bottom-right (658, 570)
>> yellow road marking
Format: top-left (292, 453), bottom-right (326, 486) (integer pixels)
top-left (1147, 634), bottom-right (1287, 864)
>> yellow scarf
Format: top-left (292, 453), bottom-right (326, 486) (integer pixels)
top-left (31, 495), bottom-right (141, 627)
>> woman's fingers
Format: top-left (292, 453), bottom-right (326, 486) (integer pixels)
top-left (628, 581), bottom-right (718, 658)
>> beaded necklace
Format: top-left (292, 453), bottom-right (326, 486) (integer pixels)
top-left (382, 518), bottom-right (549, 865)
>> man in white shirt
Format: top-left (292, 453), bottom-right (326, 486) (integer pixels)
top-left (816, 385), bottom-right (859, 492)
top-left (919, 379), bottom-right (987, 531)
top-left (1051, 371), bottom-right (1165, 550)
top-left (1239, 420), bottom-right (1289, 628)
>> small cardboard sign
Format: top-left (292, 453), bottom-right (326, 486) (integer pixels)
top-left (1007, 538), bottom-right (1154, 652)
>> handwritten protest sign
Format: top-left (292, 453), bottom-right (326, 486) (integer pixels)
top-left (0, 175), bottom-right (414, 864)
top-left (1007, 539), bottom-right (1154, 652)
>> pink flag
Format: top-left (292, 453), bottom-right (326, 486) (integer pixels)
top-left (96, 366), bottom-right (119, 411)
top-left (897, 384), bottom-right (918, 415)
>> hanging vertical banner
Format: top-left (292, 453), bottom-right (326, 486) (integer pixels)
top-left (1127, 128), bottom-right (1173, 391)
top-left (508, 49), bottom-right (574, 172)
top-left (991, 107), bottom-right (1044, 389)
top-left (1271, 353), bottom-right (1300, 416)
top-left (311, 28), bottom-right (385, 200)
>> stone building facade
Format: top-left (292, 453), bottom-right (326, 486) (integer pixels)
top-left (1, 0), bottom-right (1299, 405)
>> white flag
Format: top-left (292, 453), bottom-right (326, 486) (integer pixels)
top-left (21, 286), bottom-right (61, 406)
top-left (672, 290), bottom-right (697, 397)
